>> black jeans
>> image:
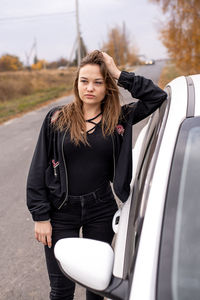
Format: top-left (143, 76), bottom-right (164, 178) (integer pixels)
top-left (44, 183), bottom-right (118, 300)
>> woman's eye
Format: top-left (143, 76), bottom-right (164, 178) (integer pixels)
top-left (80, 80), bottom-right (87, 83)
top-left (95, 82), bottom-right (103, 85)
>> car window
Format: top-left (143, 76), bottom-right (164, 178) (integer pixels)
top-left (157, 117), bottom-right (200, 300)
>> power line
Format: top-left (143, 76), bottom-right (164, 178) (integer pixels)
top-left (0, 11), bottom-right (75, 23)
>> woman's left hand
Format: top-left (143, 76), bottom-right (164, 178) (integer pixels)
top-left (101, 52), bottom-right (121, 80)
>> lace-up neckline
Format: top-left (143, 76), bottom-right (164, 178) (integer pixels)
top-left (85, 111), bottom-right (102, 134)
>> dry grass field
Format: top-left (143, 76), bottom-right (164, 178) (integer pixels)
top-left (158, 62), bottom-right (184, 89)
top-left (0, 68), bottom-right (76, 123)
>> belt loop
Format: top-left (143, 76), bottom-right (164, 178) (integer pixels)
top-left (80, 196), bottom-right (84, 208)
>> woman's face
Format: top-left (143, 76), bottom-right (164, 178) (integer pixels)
top-left (78, 64), bottom-right (106, 107)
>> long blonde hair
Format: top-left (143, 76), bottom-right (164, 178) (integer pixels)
top-left (54, 50), bottom-right (121, 145)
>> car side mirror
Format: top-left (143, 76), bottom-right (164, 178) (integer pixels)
top-left (54, 238), bottom-right (114, 291)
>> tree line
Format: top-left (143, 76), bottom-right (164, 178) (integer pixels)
top-left (150, 0), bottom-right (200, 74)
top-left (0, 24), bottom-right (140, 72)
top-left (0, 54), bottom-right (71, 72)
top-left (1, 1), bottom-right (200, 75)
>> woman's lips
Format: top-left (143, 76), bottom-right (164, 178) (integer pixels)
top-left (85, 94), bottom-right (95, 98)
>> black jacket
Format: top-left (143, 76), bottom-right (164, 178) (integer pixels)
top-left (26, 71), bottom-right (167, 221)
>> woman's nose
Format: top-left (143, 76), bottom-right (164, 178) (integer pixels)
top-left (87, 82), bottom-right (94, 91)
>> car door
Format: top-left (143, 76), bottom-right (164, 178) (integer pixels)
top-left (112, 97), bottom-right (169, 299)
top-left (157, 116), bottom-right (200, 300)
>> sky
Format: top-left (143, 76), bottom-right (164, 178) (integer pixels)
top-left (0, 0), bottom-right (168, 65)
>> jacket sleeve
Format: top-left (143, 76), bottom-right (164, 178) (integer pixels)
top-left (118, 71), bottom-right (167, 125)
top-left (26, 109), bottom-right (54, 221)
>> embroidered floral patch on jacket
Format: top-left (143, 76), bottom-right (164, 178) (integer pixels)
top-left (116, 124), bottom-right (125, 136)
top-left (52, 159), bottom-right (59, 177)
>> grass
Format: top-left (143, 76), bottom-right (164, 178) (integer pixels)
top-left (0, 63), bottom-right (182, 124)
top-left (0, 68), bottom-right (75, 123)
top-left (158, 61), bottom-right (184, 89)
top-left (0, 86), bottom-right (71, 123)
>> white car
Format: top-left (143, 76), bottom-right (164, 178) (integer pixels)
top-left (145, 59), bottom-right (155, 65)
top-left (55, 74), bottom-right (200, 300)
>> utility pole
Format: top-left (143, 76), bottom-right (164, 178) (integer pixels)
top-left (34, 37), bottom-right (37, 60)
top-left (25, 38), bottom-right (37, 70)
top-left (75, 0), bottom-right (81, 66)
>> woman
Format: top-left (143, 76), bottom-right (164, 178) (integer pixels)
top-left (27, 50), bottom-right (167, 300)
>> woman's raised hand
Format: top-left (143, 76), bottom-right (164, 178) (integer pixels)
top-left (101, 52), bottom-right (121, 80)
top-left (34, 221), bottom-right (52, 248)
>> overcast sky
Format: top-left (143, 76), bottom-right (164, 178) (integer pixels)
top-left (0, 0), bottom-right (168, 64)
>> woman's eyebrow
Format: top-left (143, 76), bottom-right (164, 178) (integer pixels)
top-left (80, 76), bottom-right (104, 81)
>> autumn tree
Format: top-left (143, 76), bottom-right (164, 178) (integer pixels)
top-left (47, 57), bottom-right (69, 69)
top-left (0, 54), bottom-right (23, 71)
top-left (31, 59), bottom-right (47, 70)
top-left (102, 23), bottom-right (139, 66)
top-left (150, 0), bottom-right (200, 74)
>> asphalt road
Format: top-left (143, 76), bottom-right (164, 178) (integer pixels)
top-left (0, 61), bottom-right (165, 300)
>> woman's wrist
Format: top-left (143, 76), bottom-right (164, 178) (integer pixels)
top-left (36, 219), bottom-right (50, 223)
top-left (101, 52), bottom-right (121, 80)
top-left (114, 70), bottom-right (121, 80)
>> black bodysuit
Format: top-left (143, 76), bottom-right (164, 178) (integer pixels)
top-left (63, 114), bottom-right (114, 195)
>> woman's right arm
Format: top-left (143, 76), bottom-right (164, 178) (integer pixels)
top-left (26, 109), bottom-right (54, 222)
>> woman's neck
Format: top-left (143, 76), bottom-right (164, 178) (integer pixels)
top-left (83, 104), bottom-right (101, 120)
